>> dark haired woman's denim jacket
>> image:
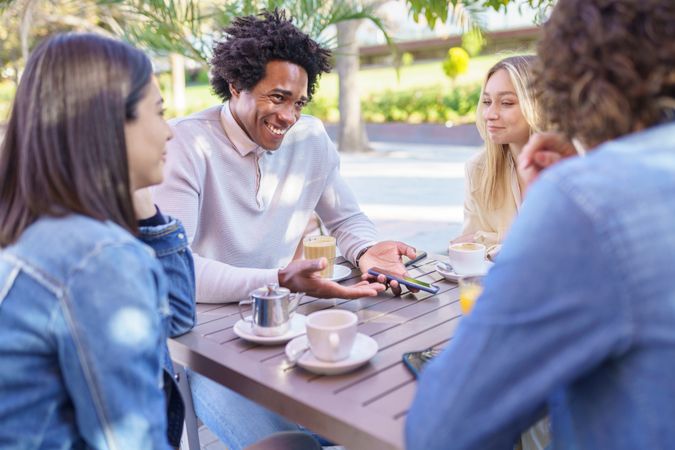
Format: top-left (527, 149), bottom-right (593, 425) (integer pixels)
top-left (137, 213), bottom-right (196, 447)
top-left (0, 213), bottom-right (195, 449)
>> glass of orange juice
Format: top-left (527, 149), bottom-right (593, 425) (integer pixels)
top-left (458, 276), bottom-right (483, 315)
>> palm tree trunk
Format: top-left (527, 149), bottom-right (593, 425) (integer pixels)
top-left (336, 19), bottom-right (370, 153)
top-left (19, 0), bottom-right (35, 75)
top-left (170, 53), bottom-right (186, 117)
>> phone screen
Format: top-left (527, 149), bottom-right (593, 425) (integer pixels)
top-left (402, 348), bottom-right (442, 378)
top-left (401, 275), bottom-right (432, 288)
top-left (368, 266), bottom-right (439, 294)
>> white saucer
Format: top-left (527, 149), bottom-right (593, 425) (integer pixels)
top-left (435, 260), bottom-right (493, 282)
top-left (285, 333), bottom-right (378, 375)
top-left (233, 313), bottom-right (306, 345)
top-left (329, 264), bottom-right (352, 282)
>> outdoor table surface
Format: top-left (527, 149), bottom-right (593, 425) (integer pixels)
top-left (169, 254), bottom-right (463, 450)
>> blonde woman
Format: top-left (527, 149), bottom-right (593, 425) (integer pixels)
top-left (455, 55), bottom-right (543, 257)
top-left (456, 55), bottom-right (550, 450)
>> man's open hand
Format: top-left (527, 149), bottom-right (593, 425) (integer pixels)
top-left (358, 241), bottom-right (417, 296)
top-left (279, 258), bottom-right (385, 299)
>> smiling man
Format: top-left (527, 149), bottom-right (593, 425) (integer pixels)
top-left (153, 9), bottom-right (415, 449)
top-left (155, 10), bottom-right (413, 306)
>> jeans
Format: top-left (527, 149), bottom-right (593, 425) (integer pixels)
top-left (188, 370), bottom-right (300, 450)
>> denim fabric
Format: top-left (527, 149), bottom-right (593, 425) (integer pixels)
top-left (138, 217), bottom-right (196, 446)
top-left (188, 370), bottom-right (300, 450)
top-left (406, 122), bottom-right (675, 450)
top-left (138, 218), bottom-right (195, 339)
top-left (0, 214), bottom-right (194, 449)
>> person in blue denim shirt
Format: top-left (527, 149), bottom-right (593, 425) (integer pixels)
top-left (0, 33), bottom-right (194, 449)
top-left (407, 1), bottom-right (675, 449)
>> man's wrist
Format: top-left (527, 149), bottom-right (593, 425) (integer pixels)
top-left (355, 245), bottom-right (373, 267)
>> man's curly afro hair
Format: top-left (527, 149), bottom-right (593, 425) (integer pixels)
top-left (210, 9), bottom-right (332, 102)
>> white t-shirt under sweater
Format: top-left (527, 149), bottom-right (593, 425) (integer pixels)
top-left (153, 103), bottom-right (377, 303)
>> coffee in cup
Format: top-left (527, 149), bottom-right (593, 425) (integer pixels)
top-left (303, 235), bottom-right (336, 278)
top-left (305, 309), bottom-right (357, 362)
top-left (448, 242), bottom-right (486, 275)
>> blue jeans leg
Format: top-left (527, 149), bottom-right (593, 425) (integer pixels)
top-left (187, 369), bottom-right (300, 450)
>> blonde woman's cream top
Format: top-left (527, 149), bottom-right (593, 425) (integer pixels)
top-left (460, 151), bottom-right (522, 257)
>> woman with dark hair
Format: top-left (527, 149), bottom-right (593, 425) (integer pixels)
top-left (407, 0), bottom-right (675, 449)
top-left (0, 33), bottom-right (195, 448)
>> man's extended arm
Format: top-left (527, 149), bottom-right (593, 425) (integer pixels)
top-left (153, 129), bottom-right (278, 303)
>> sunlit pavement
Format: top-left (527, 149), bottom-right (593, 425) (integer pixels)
top-left (331, 123), bottom-right (483, 256)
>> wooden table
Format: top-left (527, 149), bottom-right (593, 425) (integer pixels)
top-left (169, 255), bottom-right (463, 450)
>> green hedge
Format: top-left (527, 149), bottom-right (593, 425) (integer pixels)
top-left (304, 84), bottom-right (481, 124)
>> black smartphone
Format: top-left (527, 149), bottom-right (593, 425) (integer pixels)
top-left (402, 347), bottom-right (442, 378)
top-left (367, 266), bottom-right (440, 294)
top-left (403, 251), bottom-right (428, 267)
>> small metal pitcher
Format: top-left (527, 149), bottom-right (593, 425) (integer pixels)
top-left (238, 283), bottom-right (304, 337)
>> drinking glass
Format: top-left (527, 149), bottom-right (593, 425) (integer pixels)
top-left (458, 276), bottom-right (484, 315)
top-left (303, 235), bottom-right (336, 278)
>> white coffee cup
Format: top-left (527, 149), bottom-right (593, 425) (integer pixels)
top-left (448, 242), bottom-right (486, 275)
top-left (305, 310), bottom-right (358, 362)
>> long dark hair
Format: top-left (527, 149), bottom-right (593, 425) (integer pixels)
top-left (0, 33), bottom-right (152, 246)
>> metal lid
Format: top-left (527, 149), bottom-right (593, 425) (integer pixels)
top-left (250, 283), bottom-right (290, 301)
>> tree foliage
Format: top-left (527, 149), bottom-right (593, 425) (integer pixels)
top-left (461, 26), bottom-right (484, 56)
top-left (442, 47), bottom-right (469, 82)
top-left (0, 0), bottom-right (391, 69)
top-left (0, 0), bottom-right (125, 81)
top-left (405, 0), bottom-right (555, 29)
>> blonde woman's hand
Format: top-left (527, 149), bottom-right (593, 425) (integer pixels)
top-left (132, 188), bottom-right (157, 220)
top-left (451, 234), bottom-right (475, 245)
top-left (519, 132), bottom-right (577, 191)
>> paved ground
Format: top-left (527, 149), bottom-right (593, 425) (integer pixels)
top-left (328, 123), bottom-right (483, 255)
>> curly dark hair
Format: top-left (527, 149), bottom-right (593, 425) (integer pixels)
top-left (210, 9), bottom-right (332, 102)
top-left (535, 0), bottom-right (675, 148)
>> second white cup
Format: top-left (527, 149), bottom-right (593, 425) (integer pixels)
top-left (448, 242), bottom-right (486, 275)
top-left (305, 309), bottom-right (358, 362)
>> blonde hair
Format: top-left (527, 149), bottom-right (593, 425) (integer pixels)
top-left (474, 55), bottom-right (543, 210)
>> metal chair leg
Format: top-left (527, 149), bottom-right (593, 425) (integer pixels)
top-left (174, 362), bottom-right (201, 450)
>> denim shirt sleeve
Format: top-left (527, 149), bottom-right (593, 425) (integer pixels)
top-left (406, 176), bottom-right (632, 450)
top-left (137, 217), bottom-right (196, 337)
top-left (56, 242), bottom-right (172, 449)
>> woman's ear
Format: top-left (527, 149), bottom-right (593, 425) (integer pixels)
top-left (229, 83), bottom-right (240, 98)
